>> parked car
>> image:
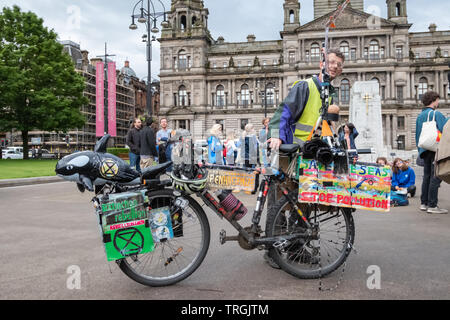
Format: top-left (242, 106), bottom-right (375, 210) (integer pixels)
top-left (38, 149), bottom-right (57, 159)
top-left (3, 150), bottom-right (23, 159)
top-left (5, 147), bottom-right (23, 154)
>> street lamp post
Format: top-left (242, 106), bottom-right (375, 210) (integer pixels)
top-left (129, 0), bottom-right (169, 118)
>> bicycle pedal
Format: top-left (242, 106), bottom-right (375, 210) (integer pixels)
top-left (219, 229), bottom-right (226, 245)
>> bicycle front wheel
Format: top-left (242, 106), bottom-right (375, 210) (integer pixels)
top-left (266, 190), bottom-right (355, 279)
top-left (118, 189), bottom-right (210, 287)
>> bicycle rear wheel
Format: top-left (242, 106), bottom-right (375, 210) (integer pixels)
top-left (118, 189), bottom-right (210, 287)
top-left (266, 190), bottom-right (355, 279)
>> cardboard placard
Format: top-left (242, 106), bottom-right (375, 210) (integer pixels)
top-left (206, 168), bottom-right (257, 193)
top-left (100, 191), bottom-right (154, 261)
top-left (298, 158), bottom-right (392, 212)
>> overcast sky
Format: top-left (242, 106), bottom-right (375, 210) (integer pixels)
top-left (2, 0), bottom-right (449, 80)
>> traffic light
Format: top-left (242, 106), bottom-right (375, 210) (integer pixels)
top-left (1, 139), bottom-right (4, 147)
top-left (65, 135), bottom-right (70, 145)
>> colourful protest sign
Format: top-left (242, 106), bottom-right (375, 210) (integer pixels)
top-left (100, 191), bottom-right (154, 261)
top-left (206, 169), bottom-right (257, 193)
top-left (298, 158), bottom-right (392, 212)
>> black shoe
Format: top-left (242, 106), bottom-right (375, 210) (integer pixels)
top-left (263, 252), bottom-right (281, 269)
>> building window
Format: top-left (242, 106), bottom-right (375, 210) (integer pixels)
top-left (369, 40), bottom-right (380, 60)
top-left (381, 47), bottom-right (385, 59)
top-left (371, 77), bottom-right (381, 95)
top-left (396, 46), bottom-right (403, 60)
top-left (397, 135), bottom-right (405, 150)
top-left (289, 51), bottom-right (295, 64)
top-left (241, 84), bottom-right (250, 107)
top-left (397, 116), bottom-right (405, 130)
top-left (215, 119), bottom-right (224, 132)
top-left (247, 61), bottom-right (252, 67)
top-left (339, 41), bottom-right (349, 60)
top-left (444, 51), bottom-right (449, 57)
top-left (305, 50), bottom-right (310, 62)
top-left (178, 50), bottom-right (187, 70)
top-left (426, 52), bottom-right (431, 58)
top-left (396, 85), bottom-right (403, 102)
top-left (178, 85), bottom-right (187, 106)
top-left (263, 83), bottom-right (275, 106)
top-left (180, 15), bottom-right (187, 31)
top-left (240, 119), bottom-right (249, 131)
top-left (289, 10), bottom-right (295, 23)
top-left (381, 86), bottom-right (386, 100)
top-left (418, 77), bottom-right (428, 100)
top-left (350, 48), bottom-right (356, 61)
top-left (334, 87), bottom-right (340, 104)
top-left (415, 53), bottom-right (420, 59)
top-left (216, 85), bottom-right (225, 107)
top-left (213, 62), bottom-right (217, 69)
top-left (311, 43), bottom-right (320, 62)
top-left (364, 47), bottom-right (369, 59)
top-left (396, 3), bottom-right (401, 16)
top-left (238, 60), bottom-right (242, 67)
top-left (340, 79), bottom-right (350, 104)
top-left (223, 62), bottom-right (227, 68)
top-left (273, 59), bottom-right (278, 65)
top-left (178, 120), bottom-right (187, 130)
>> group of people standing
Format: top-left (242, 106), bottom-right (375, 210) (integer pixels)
top-left (206, 118), bottom-right (271, 169)
top-left (125, 117), bottom-right (172, 173)
top-left (373, 90), bottom-right (449, 213)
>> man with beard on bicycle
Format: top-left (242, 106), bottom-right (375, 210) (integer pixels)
top-left (264, 48), bottom-right (345, 268)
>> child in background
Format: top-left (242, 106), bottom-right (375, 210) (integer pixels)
top-left (392, 158), bottom-right (416, 198)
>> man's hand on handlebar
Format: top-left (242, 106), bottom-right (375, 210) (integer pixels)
top-left (267, 137), bottom-right (282, 150)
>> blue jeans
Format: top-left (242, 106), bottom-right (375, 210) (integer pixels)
top-left (129, 152), bottom-right (141, 173)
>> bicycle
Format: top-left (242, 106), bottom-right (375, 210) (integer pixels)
top-left (56, 134), bottom-right (368, 287)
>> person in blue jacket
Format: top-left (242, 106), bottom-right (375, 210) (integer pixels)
top-left (391, 158), bottom-right (416, 197)
top-left (207, 124), bottom-right (224, 165)
top-left (415, 91), bottom-right (448, 214)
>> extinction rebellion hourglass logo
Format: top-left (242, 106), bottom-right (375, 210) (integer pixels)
top-left (100, 159), bottom-right (119, 178)
top-left (113, 227), bottom-right (145, 256)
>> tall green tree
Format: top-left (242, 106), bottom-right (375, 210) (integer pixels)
top-left (0, 6), bottom-right (88, 159)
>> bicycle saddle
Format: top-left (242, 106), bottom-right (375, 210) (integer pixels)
top-left (141, 161), bottom-right (172, 180)
top-left (279, 144), bottom-right (301, 155)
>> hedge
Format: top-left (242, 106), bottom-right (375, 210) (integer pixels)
top-left (106, 148), bottom-right (129, 156)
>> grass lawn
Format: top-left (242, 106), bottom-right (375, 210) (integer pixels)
top-left (0, 159), bottom-right (59, 180)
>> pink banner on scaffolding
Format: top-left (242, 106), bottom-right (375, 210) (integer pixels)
top-left (95, 62), bottom-right (104, 137)
top-left (107, 62), bottom-right (117, 137)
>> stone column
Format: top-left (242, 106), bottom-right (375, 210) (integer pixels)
top-left (410, 72), bottom-right (415, 99)
top-left (435, 71), bottom-right (440, 96)
top-left (392, 114), bottom-right (398, 149)
top-left (386, 114), bottom-right (391, 147)
top-left (361, 36), bottom-right (365, 59)
top-left (357, 37), bottom-right (360, 59)
top-left (207, 81), bottom-right (211, 107)
top-left (279, 77), bottom-right (283, 100)
top-left (391, 72), bottom-right (395, 100)
top-left (439, 71), bottom-right (444, 97)
top-left (406, 114), bottom-right (411, 150)
top-left (386, 71), bottom-right (391, 99)
top-left (387, 35), bottom-right (391, 58)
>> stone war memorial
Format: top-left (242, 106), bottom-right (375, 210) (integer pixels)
top-left (349, 81), bottom-right (386, 162)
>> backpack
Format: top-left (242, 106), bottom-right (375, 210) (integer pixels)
top-left (435, 120), bottom-right (450, 184)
